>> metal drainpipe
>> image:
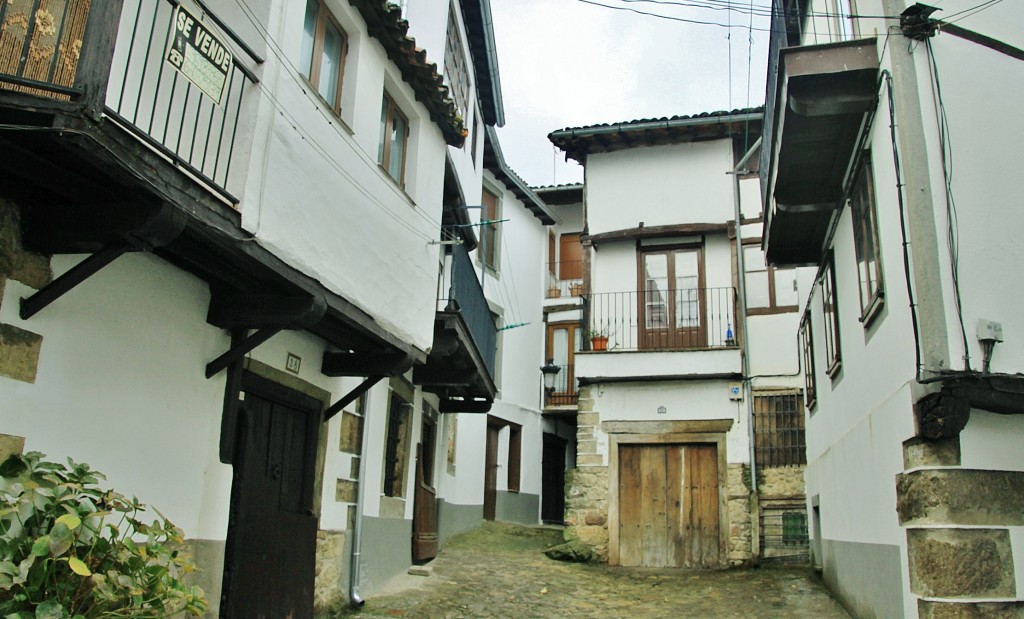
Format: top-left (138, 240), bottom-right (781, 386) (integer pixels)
top-left (731, 138), bottom-right (761, 495)
top-left (348, 385), bottom-right (373, 608)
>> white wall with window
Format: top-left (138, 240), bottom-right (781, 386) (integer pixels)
top-left (241, 1), bottom-right (451, 352)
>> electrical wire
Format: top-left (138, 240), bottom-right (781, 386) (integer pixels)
top-left (943, 0), bottom-right (1004, 23)
top-left (924, 37), bottom-right (972, 372)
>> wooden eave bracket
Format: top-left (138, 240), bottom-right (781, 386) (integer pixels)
top-left (321, 350), bottom-right (415, 421)
top-left (20, 244), bottom-right (129, 320)
top-left (204, 292), bottom-right (328, 378)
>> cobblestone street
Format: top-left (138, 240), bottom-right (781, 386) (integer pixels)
top-left (322, 522), bottom-right (850, 619)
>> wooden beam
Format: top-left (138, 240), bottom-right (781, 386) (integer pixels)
top-left (584, 222), bottom-right (729, 245)
top-left (207, 291), bottom-right (327, 330)
top-left (205, 327), bottom-right (281, 379)
top-left (20, 244), bottom-right (129, 319)
top-left (321, 350), bottom-right (414, 377)
top-left (439, 398), bottom-right (493, 414)
top-left (324, 375), bottom-right (385, 422)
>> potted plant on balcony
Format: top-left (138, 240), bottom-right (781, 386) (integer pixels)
top-left (588, 328), bottom-right (609, 351)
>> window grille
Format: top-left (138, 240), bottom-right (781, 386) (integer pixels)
top-left (753, 392), bottom-right (807, 467)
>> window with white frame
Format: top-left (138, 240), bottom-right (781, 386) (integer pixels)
top-left (850, 156), bottom-right (884, 322)
top-left (821, 257), bottom-right (841, 377)
top-left (378, 93), bottom-right (409, 186)
top-left (800, 313), bottom-right (817, 410)
top-left (301, 0), bottom-right (348, 115)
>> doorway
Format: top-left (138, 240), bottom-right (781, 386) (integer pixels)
top-left (483, 423), bottom-right (499, 520)
top-left (221, 372), bottom-right (322, 618)
top-left (617, 443), bottom-right (720, 568)
top-left (541, 433), bottom-right (567, 523)
top-left (639, 247), bottom-right (706, 349)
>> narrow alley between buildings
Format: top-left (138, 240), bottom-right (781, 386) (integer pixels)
top-left (320, 522), bottom-right (850, 619)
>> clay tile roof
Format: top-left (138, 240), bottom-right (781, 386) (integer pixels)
top-left (548, 107), bottom-right (764, 164)
top-left (351, 0), bottom-right (466, 147)
top-left (533, 183), bottom-right (584, 205)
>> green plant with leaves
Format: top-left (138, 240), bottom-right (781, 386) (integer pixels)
top-left (0, 452), bottom-right (207, 618)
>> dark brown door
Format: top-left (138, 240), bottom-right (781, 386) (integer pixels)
top-left (411, 442), bottom-right (436, 561)
top-left (222, 373), bottom-right (320, 618)
top-left (640, 248), bottom-right (706, 349)
top-left (483, 424), bottom-right (499, 520)
top-left (618, 444), bottom-right (719, 568)
top-left (541, 434), bottom-right (567, 523)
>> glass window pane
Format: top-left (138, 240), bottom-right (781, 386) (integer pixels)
top-left (775, 268), bottom-right (799, 307)
top-left (378, 98), bottom-right (388, 165)
top-left (677, 287), bottom-right (700, 327)
top-left (318, 21), bottom-right (343, 105)
top-left (301, 0), bottom-right (318, 79)
top-left (643, 254), bottom-right (669, 329)
top-left (389, 110), bottom-right (407, 181)
top-left (552, 329), bottom-right (569, 367)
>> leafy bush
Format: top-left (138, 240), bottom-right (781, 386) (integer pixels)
top-left (0, 452), bottom-right (207, 618)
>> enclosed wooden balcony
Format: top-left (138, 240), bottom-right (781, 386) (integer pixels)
top-left (760, 11), bottom-right (879, 267)
top-left (414, 244), bottom-right (497, 413)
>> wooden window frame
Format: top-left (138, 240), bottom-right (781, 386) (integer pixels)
top-left (637, 244), bottom-right (707, 349)
top-left (742, 238), bottom-right (799, 316)
top-left (302, 0), bottom-right (348, 115)
top-left (821, 257), bottom-right (841, 379)
top-left (800, 313), bottom-right (817, 411)
top-left (382, 391), bottom-right (412, 498)
top-left (444, 3), bottom-right (470, 117)
top-left (850, 156), bottom-right (885, 326)
top-left (507, 424), bottom-right (521, 493)
top-left (378, 92), bottom-right (409, 187)
top-left (481, 187), bottom-right (500, 272)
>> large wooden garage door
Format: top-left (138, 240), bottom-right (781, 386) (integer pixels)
top-left (618, 444), bottom-right (719, 568)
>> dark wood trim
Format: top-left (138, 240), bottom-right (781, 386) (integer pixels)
top-left (74, 0), bottom-right (125, 119)
top-left (19, 244), bottom-right (129, 319)
top-left (585, 222), bottom-right (728, 245)
top-left (324, 375), bottom-right (386, 421)
top-left (578, 372), bottom-right (741, 386)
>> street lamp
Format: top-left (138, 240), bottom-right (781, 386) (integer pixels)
top-left (540, 358), bottom-right (561, 395)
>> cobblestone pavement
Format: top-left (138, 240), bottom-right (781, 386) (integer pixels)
top-left (322, 522), bottom-right (850, 619)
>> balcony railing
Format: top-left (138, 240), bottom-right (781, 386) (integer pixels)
top-left (587, 287), bottom-right (737, 352)
top-left (440, 244), bottom-right (497, 378)
top-left (546, 260), bottom-right (583, 299)
top-left (544, 363), bottom-right (578, 407)
top-left (0, 0), bottom-right (258, 204)
top-left (106, 0), bottom-right (258, 203)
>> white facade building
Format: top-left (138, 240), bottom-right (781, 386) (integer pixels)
top-left (547, 109), bottom-right (813, 568)
top-left (761, 1), bottom-right (1024, 616)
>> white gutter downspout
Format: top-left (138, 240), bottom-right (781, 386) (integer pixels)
top-left (730, 137), bottom-right (762, 497)
top-left (348, 388), bottom-right (373, 607)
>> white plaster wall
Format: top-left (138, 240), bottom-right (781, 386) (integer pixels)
top-left (486, 401), bottom-right (543, 498)
top-left (552, 200), bottom-right (584, 238)
top-left (738, 174), bottom-right (762, 220)
top-left (746, 313), bottom-right (802, 378)
top-left (586, 141), bottom-right (735, 235)
top-left (240, 1), bottom-right (450, 353)
top-left (576, 349), bottom-right (740, 380)
top-left (587, 381), bottom-right (750, 466)
top-left (0, 254), bottom-right (231, 540)
top-left (435, 413), bottom-right (487, 506)
top-left (479, 171), bottom-right (547, 411)
top-left (959, 411), bottom-right (1024, 473)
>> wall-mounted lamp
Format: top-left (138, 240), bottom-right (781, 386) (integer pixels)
top-left (540, 358), bottom-right (561, 395)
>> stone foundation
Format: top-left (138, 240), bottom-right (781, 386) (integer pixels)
top-left (0, 198), bottom-right (50, 384)
top-left (314, 529), bottom-right (348, 611)
top-left (908, 528), bottom-right (1016, 599)
top-left (918, 600), bottom-right (1024, 619)
top-left (563, 466), bottom-right (610, 561)
top-left (727, 463), bottom-right (754, 565)
top-left (758, 465), bottom-right (806, 499)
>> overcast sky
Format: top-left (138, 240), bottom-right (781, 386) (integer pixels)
top-left (490, 0), bottom-right (773, 187)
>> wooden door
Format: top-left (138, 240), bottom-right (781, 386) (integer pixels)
top-left (640, 248), bottom-right (706, 349)
top-left (483, 424), bottom-right (499, 520)
top-left (618, 444), bottom-right (719, 568)
top-left (541, 434), bottom-right (567, 523)
top-left (222, 374), bottom-right (321, 619)
top-left (412, 442), bottom-right (438, 563)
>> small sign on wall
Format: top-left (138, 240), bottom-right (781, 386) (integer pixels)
top-left (729, 382), bottom-right (743, 401)
top-left (285, 353), bottom-right (301, 375)
top-left (166, 5), bottom-right (233, 105)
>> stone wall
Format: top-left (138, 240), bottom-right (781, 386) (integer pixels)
top-left (0, 198), bottom-right (50, 383)
top-left (727, 463), bottom-right (754, 566)
top-left (314, 530), bottom-right (348, 612)
top-left (563, 466), bottom-right (610, 561)
top-left (758, 465), bottom-right (806, 499)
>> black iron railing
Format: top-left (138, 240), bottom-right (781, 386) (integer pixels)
top-left (105, 0), bottom-right (258, 204)
top-left (442, 244), bottom-right (497, 378)
top-left (760, 507), bottom-right (810, 564)
top-left (543, 363), bottom-right (577, 407)
top-left (545, 260), bottom-right (583, 299)
top-left (587, 287), bottom-right (737, 352)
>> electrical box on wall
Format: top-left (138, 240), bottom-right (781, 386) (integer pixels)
top-left (728, 382), bottom-right (742, 401)
top-left (977, 319), bottom-right (1004, 342)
